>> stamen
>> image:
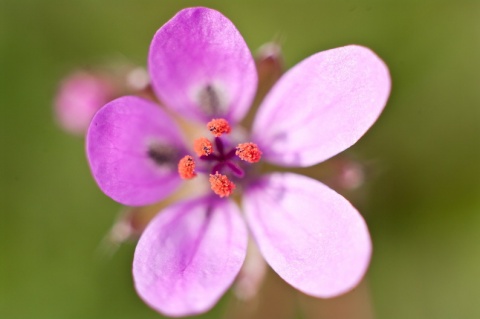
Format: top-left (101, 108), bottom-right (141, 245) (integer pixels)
top-left (236, 142), bottom-right (262, 163)
top-left (209, 172), bottom-right (236, 197)
top-left (207, 118), bottom-right (231, 137)
top-left (193, 137), bottom-right (213, 157)
top-left (178, 155), bottom-right (197, 179)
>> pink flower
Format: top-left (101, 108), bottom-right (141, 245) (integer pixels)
top-left (54, 66), bottom-right (151, 135)
top-left (86, 7), bottom-right (391, 317)
top-left (55, 71), bottom-right (115, 135)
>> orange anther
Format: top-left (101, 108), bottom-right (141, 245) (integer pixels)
top-left (207, 118), bottom-right (231, 137)
top-left (193, 137), bottom-right (213, 157)
top-left (209, 172), bottom-right (236, 197)
top-left (236, 142), bottom-right (262, 163)
top-left (178, 155), bottom-right (197, 179)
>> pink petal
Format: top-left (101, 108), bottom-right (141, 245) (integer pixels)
top-left (244, 172), bottom-right (372, 298)
top-left (133, 196), bottom-right (248, 317)
top-left (252, 45), bottom-right (391, 167)
top-left (86, 96), bottom-right (186, 206)
top-left (148, 7), bottom-right (257, 124)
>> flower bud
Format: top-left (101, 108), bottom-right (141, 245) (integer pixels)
top-left (54, 71), bottom-right (114, 135)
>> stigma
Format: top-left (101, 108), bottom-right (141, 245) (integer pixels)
top-left (177, 118), bottom-right (262, 198)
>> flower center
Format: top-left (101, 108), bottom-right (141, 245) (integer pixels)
top-left (177, 118), bottom-right (262, 197)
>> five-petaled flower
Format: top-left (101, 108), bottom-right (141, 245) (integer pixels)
top-left (86, 7), bottom-right (390, 317)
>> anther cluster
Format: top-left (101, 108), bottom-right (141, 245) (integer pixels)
top-left (177, 118), bottom-right (262, 197)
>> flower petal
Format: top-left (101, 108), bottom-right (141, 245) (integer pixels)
top-left (86, 96), bottom-right (186, 206)
top-left (133, 196), bottom-right (248, 317)
top-left (149, 7), bottom-right (257, 123)
top-left (252, 45), bottom-right (391, 167)
top-left (244, 172), bottom-right (372, 298)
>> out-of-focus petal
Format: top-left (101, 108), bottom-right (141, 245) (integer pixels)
top-left (252, 45), bottom-right (391, 167)
top-left (133, 196), bottom-right (248, 317)
top-left (87, 96), bottom-right (185, 206)
top-left (149, 7), bottom-right (257, 123)
top-left (233, 240), bottom-right (268, 301)
top-left (244, 172), bottom-right (372, 298)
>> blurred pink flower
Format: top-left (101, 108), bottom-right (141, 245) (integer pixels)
top-left (54, 71), bottom-right (114, 135)
top-left (86, 7), bottom-right (390, 317)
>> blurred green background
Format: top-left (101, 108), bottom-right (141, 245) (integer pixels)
top-left (1, 0), bottom-right (480, 318)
